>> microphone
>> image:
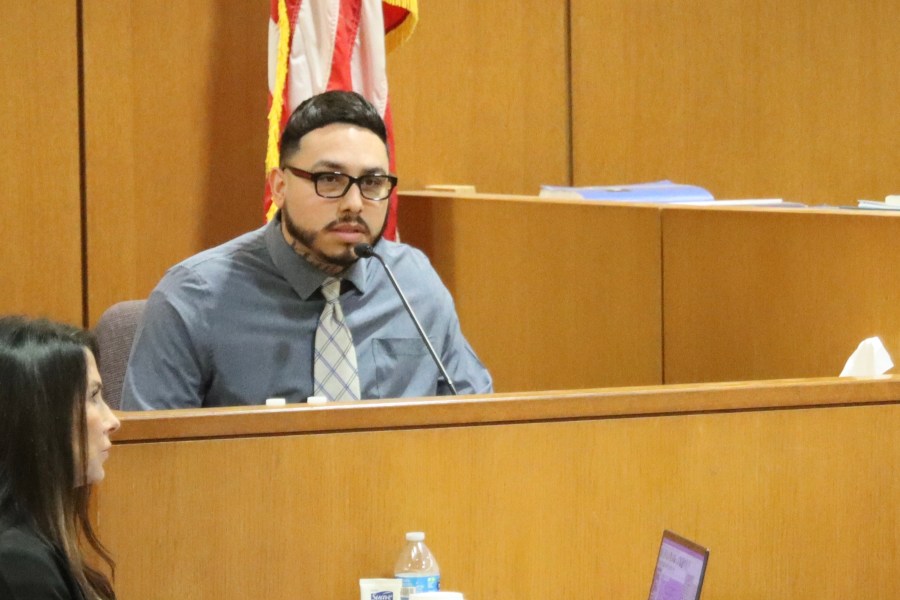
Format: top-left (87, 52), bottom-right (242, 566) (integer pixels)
top-left (354, 243), bottom-right (458, 395)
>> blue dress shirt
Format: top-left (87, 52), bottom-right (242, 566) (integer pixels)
top-left (121, 216), bottom-right (492, 409)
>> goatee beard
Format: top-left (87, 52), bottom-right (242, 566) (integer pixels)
top-left (281, 205), bottom-right (386, 271)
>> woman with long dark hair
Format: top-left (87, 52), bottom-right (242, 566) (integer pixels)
top-left (0, 316), bottom-right (120, 599)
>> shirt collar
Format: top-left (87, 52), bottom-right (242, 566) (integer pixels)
top-left (264, 212), bottom-right (369, 299)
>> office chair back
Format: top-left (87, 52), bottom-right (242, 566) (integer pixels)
top-left (94, 300), bottom-right (147, 410)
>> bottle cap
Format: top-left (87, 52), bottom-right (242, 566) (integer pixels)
top-left (405, 531), bottom-right (425, 541)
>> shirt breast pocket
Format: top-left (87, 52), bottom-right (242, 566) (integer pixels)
top-left (371, 338), bottom-right (436, 399)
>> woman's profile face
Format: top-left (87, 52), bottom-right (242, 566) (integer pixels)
top-left (82, 350), bottom-right (120, 484)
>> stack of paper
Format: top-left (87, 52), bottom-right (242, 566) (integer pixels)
top-left (856, 195), bottom-right (900, 211)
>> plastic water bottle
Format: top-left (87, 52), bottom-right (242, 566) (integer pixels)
top-left (394, 531), bottom-right (440, 600)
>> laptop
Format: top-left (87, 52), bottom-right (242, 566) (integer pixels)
top-left (646, 530), bottom-right (710, 600)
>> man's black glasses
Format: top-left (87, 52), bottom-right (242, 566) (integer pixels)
top-left (283, 166), bottom-right (397, 201)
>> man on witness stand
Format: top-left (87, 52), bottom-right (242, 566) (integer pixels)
top-left (122, 90), bottom-right (491, 410)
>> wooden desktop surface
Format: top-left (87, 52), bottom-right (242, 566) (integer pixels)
top-left (99, 377), bottom-right (900, 600)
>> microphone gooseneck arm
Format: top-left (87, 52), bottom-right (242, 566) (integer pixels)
top-left (354, 243), bottom-right (459, 395)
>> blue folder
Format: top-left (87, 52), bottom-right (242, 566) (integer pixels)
top-left (540, 180), bottom-right (713, 203)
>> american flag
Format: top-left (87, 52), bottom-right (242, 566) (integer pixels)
top-left (264, 0), bottom-right (418, 241)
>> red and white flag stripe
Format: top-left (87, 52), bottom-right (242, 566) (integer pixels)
top-left (264, 0), bottom-right (417, 241)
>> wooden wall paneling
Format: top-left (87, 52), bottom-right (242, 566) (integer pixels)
top-left (82, 1), bottom-right (269, 325)
top-left (570, 1), bottom-right (900, 205)
top-left (398, 193), bottom-right (662, 392)
top-left (98, 381), bottom-right (900, 600)
top-left (387, 0), bottom-right (570, 195)
top-left (0, 2), bottom-right (83, 324)
top-left (662, 207), bottom-right (900, 383)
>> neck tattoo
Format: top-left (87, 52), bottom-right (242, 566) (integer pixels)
top-left (289, 239), bottom-right (345, 275)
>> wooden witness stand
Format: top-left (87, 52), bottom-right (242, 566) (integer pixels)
top-left (98, 377), bottom-right (900, 600)
top-left (397, 192), bottom-right (900, 392)
top-left (97, 190), bottom-right (900, 599)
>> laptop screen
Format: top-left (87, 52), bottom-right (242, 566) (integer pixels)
top-left (647, 530), bottom-right (710, 600)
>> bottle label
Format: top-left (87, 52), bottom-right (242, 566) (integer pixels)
top-left (399, 575), bottom-right (440, 595)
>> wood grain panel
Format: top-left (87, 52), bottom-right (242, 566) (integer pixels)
top-left (98, 381), bottom-right (900, 600)
top-left (387, 0), bottom-right (570, 194)
top-left (571, 1), bottom-right (900, 205)
top-left (398, 193), bottom-right (662, 392)
top-left (111, 376), bottom-right (900, 443)
top-left (0, 2), bottom-right (82, 324)
top-left (82, 0), bottom-right (269, 324)
top-left (663, 206), bottom-right (900, 383)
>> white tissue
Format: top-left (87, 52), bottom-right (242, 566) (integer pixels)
top-left (839, 337), bottom-right (894, 377)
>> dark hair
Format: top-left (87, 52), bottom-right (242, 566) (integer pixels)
top-left (0, 316), bottom-right (115, 600)
top-left (279, 90), bottom-right (388, 166)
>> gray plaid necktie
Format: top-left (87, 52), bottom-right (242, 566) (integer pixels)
top-left (313, 277), bottom-right (361, 401)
